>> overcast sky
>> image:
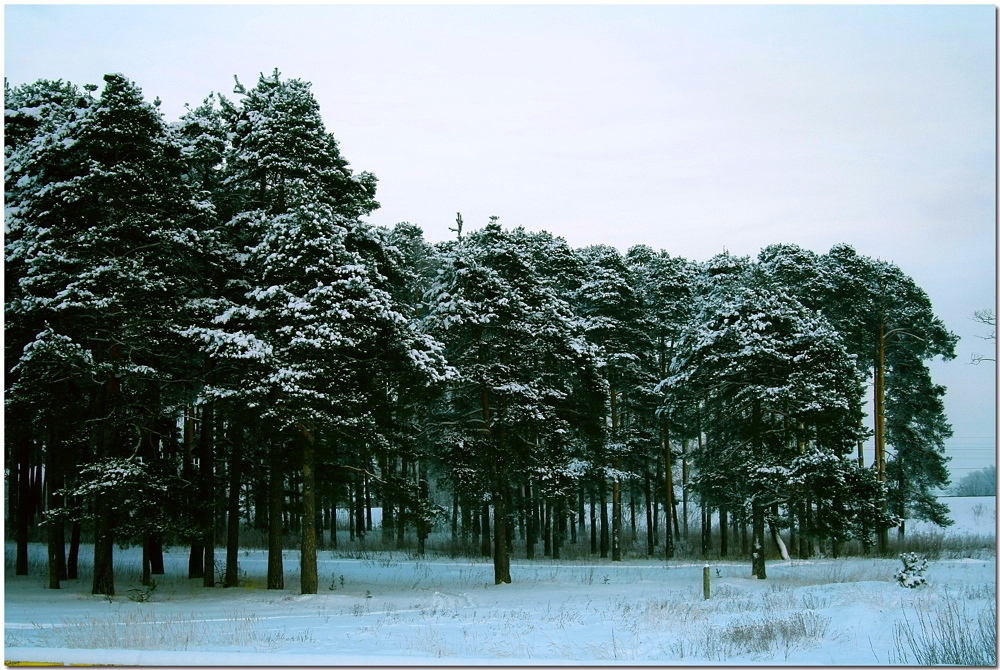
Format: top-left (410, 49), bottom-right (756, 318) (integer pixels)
top-left (5, 4), bottom-right (996, 482)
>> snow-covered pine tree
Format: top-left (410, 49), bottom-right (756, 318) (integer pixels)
top-left (5, 78), bottom-right (92, 581)
top-left (885, 351), bottom-right (954, 540)
top-left (6, 74), bottom-right (211, 595)
top-left (424, 221), bottom-right (589, 583)
top-left (195, 70), bottom-right (448, 594)
top-left (819, 245), bottom-right (957, 553)
top-left (665, 255), bottom-right (864, 578)
top-left (627, 246), bottom-right (698, 558)
top-left (573, 245), bottom-right (647, 561)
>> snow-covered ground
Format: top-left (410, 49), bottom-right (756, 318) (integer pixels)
top-left (4, 497), bottom-right (995, 665)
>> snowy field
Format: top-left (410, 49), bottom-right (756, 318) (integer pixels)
top-left (4, 496), bottom-right (996, 665)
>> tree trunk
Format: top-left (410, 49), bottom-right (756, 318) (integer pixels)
top-left (525, 482), bottom-right (536, 559)
top-left (396, 455), bottom-right (408, 548)
top-left (769, 515), bottom-right (789, 560)
top-left (365, 473), bottom-right (373, 532)
top-left (224, 418), bottom-right (242, 588)
top-left (589, 485), bottom-right (598, 554)
top-left (92, 373), bottom-right (121, 596)
top-left (719, 507), bottom-right (728, 558)
top-left (185, 405), bottom-right (204, 579)
top-left (267, 440), bottom-right (284, 590)
top-left (662, 422), bottom-right (674, 559)
top-left (300, 426), bottom-right (318, 594)
top-left (751, 398), bottom-right (767, 579)
top-left (462, 493), bottom-right (473, 539)
top-left (68, 519), bottom-right (81, 580)
top-left (644, 468), bottom-right (654, 555)
top-left (653, 460), bottom-right (660, 547)
top-left (543, 497), bottom-right (551, 556)
top-left (552, 498), bottom-right (562, 560)
top-left (45, 429), bottom-right (65, 589)
top-left (200, 402), bottom-right (216, 588)
top-left (682, 440), bottom-right (690, 540)
top-left (492, 479), bottom-right (511, 584)
top-left (752, 502), bottom-right (767, 579)
top-left (611, 384), bottom-right (622, 562)
top-left (354, 474), bottom-right (365, 540)
top-left (16, 428), bottom-right (31, 576)
top-left (137, 534), bottom-right (150, 587)
top-left (382, 455), bottom-right (395, 542)
top-left (629, 481), bottom-right (637, 539)
top-left (600, 477), bottom-right (610, 558)
top-left (700, 500), bottom-right (711, 556)
top-left (330, 495), bottom-right (338, 549)
top-left (481, 501), bottom-right (491, 557)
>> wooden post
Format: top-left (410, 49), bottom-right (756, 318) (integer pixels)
top-left (703, 565), bottom-right (711, 600)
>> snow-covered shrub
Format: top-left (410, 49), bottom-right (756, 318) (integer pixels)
top-left (895, 552), bottom-right (929, 588)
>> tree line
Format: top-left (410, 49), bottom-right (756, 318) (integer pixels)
top-left (4, 70), bottom-right (957, 593)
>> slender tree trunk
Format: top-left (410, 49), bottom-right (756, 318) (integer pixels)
top-left (788, 504), bottom-right (798, 559)
top-left (525, 482), bottom-right (536, 559)
top-left (611, 385), bottom-right (622, 562)
top-left (16, 428), bottom-right (31, 576)
top-left (267, 440), bottom-right (284, 590)
top-left (543, 497), bottom-right (551, 556)
top-left (365, 473), bottom-right (373, 532)
top-left (330, 494), bottom-right (337, 549)
top-left (752, 502), bottom-right (767, 579)
top-left (672, 490), bottom-right (681, 543)
top-left (701, 500), bottom-right (711, 556)
top-left (481, 501), bottom-right (491, 557)
top-left (462, 493), bottom-right (473, 540)
top-left (515, 486), bottom-right (525, 541)
top-left (348, 486), bottom-right (355, 542)
top-left (68, 519), bottom-right (81, 580)
top-left (629, 481), bottom-right (637, 539)
top-left (396, 455), bottom-right (408, 548)
top-left (751, 398), bottom-right (767, 579)
top-left (92, 371), bottom-right (122, 596)
top-left (682, 439), bottom-right (690, 540)
top-left (805, 499), bottom-right (814, 557)
top-left (589, 485), bottom-right (598, 554)
top-left (552, 498), bottom-right (562, 560)
top-left (505, 485), bottom-right (514, 554)
top-left (382, 455), bottom-right (395, 542)
top-left (185, 405), bottom-right (204, 579)
top-left (662, 421), bottom-right (674, 559)
top-left (452, 490), bottom-right (460, 540)
top-left (875, 325), bottom-right (890, 555)
top-left (492, 474), bottom-right (511, 584)
top-left (600, 477), bottom-right (610, 558)
top-left (354, 474), bottom-right (365, 540)
top-left (45, 429), bottom-right (65, 589)
top-left (653, 460), bottom-right (660, 547)
top-left (201, 402), bottom-right (216, 588)
top-left (644, 468), bottom-right (654, 555)
top-left (720, 507), bottom-right (729, 558)
top-left (300, 426), bottom-right (317, 594)
top-left (578, 487), bottom-right (586, 537)
top-left (224, 419), bottom-right (242, 588)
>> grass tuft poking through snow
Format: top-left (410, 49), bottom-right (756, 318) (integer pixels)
top-left (891, 592), bottom-right (997, 665)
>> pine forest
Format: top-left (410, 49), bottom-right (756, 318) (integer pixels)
top-left (5, 70), bottom-right (961, 597)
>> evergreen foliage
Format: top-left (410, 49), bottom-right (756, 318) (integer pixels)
top-left (5, 69), bottom-right (962, 589)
